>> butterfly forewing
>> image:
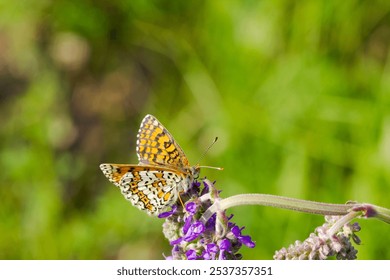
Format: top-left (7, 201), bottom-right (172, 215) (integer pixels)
top-left (136, 114), bottom-right (190, 171)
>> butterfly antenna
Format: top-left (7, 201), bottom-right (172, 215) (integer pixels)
top-left (196, 137), bottom-right (224, 171)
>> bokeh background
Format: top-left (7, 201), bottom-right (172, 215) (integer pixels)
top-left (1, 0), bottom-right (390, 260)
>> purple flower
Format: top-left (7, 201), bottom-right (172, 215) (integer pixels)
top-left (205, 213), bottom-right (217, 230)
top-left (218, 239), bottom-right (232, 260)
top-left (274, 215), bottom-right (361, 260)
top-left (239, 235), bottom-right (256, 248)
top-left (202, 179), bottom-right (211, 194)
top-left (158, 205), bottom-right (178, 218)
top-left (161, 180), bottom-right (256, 259)
top-left (186, 250), bottom-right (198, 260)
top-left (185, 202), bottom-right (198, 215)
top-left (232, 226), bottom-right (256, 248)
top-left (182, 216), bottom-right (193, 234)
top-left (183, 221), bottom-right (205, 242)
top-left (231, 225), bottom-right (242, 236)
top-left (202, 243), bottom-right (218, 260)
top-left (170, 237), bottom-right (183, 245)
top-left (192, 181), bottom-right (201, 191)
top-left (219, 239), bottom-right (231, 251)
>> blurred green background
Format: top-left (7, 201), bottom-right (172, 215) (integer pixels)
top-left (1, 0), bottom-right (390, 260)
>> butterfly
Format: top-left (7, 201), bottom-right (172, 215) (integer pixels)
top-left (99, 114), bottom-right (200, 215)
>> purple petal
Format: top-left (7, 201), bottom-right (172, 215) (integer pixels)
top-left (185, 202), bottom-right (198, 214)
top-left (227, 221), bottom-right (235, 228)
top-left (186, 249), bottom-right (198, 260)
top-left (171, 245), bottom-right (181, 260)
top-left (182, 216), bottom-right (192, 234)
top-left (205, 213), bottom-right (216, 230)
top-left (202, 243), bottom-right (218, 260)
top-left (201, 180), bottom-right (210, 195)
top-left (231, 225), bottom-right (242, 237)
top-left (170, 237), bottom-right (183, 245)
top-left (238, 235), bottom-right (256, 248)
top-left (206, 243), bottom-right (219, 254)
top-left (219, 239), bottom-right (231, 251)
top-left (192, 181), bottom-right (201, 188)
top-left (183, 221), bottom-right (205, 242)
top-left (158, 205), bottom-right (178, 218)
top-left (203, 180), bottom-right (210, 188)
top-left (218, 251), bottom-right (226, 260)
top-left (202, 250), bottom-right (211, 260)
top-left (192, 181), bottom-right (200, 188)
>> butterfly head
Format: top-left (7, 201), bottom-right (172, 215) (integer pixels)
top-left (190, 165), bottom-right (201, 179)
top-left (190, 164), bottom-right (223, 181)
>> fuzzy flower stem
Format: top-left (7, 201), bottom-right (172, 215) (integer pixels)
top-left (201, 193), bottom-right (390, 224)
top-left (374, 205), bottom-right (390, 223)
top-left (350, 203), bottom-right (390, 224)
top-left (327, 211), bottom-right (361, 237)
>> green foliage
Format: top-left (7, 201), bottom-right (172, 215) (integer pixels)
top-left (1, 0), bottom-right (390, 259)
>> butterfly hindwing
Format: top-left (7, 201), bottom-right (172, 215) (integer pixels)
top-left (99, 163), bottom-right (184, 215)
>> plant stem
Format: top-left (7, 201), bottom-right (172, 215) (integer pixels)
top-left (327, 211), bottom-right (361, 236)
top-left (200, 193), bottom-right (390, 224)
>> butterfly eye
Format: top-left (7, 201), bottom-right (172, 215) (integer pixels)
top-left (190, 166), bottom-right (200, 179)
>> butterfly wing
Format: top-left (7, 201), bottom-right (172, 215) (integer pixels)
top-left (99, 163), bottom-right (186, 215)
top-left (136, 114), bottom-right (190, 171)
